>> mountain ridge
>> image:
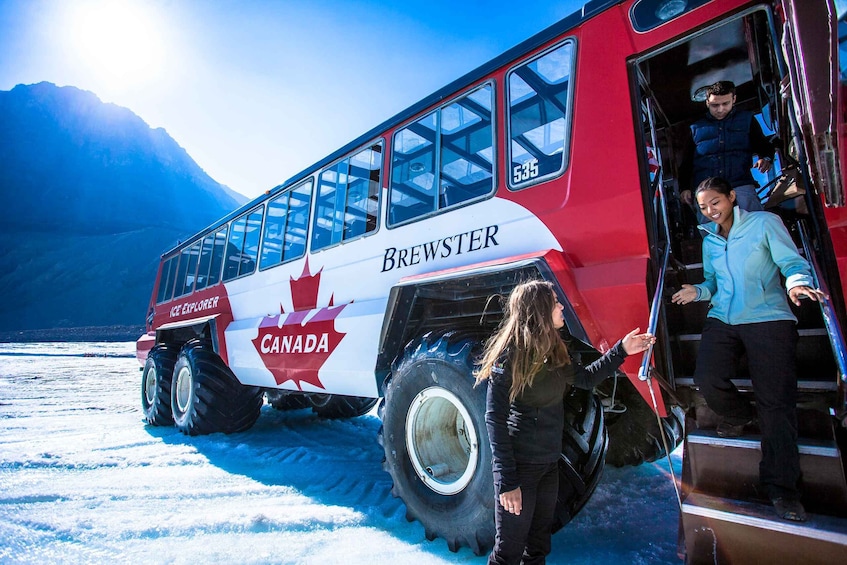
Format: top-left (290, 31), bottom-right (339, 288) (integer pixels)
top-left (0, 82), bottom-right (249, 333)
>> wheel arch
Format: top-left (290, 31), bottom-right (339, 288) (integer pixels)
top-left (153, 315), bottom-right (219, 354)
top-left (374, 253), bottom-right (593, 395)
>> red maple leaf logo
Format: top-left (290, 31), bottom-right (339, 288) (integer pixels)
top-left (251, 260), bottom-right (349, 390)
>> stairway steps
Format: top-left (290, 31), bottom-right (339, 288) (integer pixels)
top-left (681, 491), bottom-right (847, 564)
top-left (674, 376), bottom-right (837, 391)
top-left (686, 429), bottom-right (847, 516)
top-left (678, 329), bottom-right (829, 340)
top-left (670, 325), bottom-right (837, 385)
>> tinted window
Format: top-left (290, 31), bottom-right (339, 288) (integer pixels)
top-left (344, 146), bottom-right (381, 239)
top-left (222, 206), bottom-right (264, 282)
top-left (239, 207), bottom-right (263, 277)
top-left (440, 86), bottom-right (494, 208)
top-left (389, 83), bottom-right (494, 226)
top-left (285, 182), bottom-right (312, 260)
top-left (156, 256), bottom-right (177, 304)
top-left (223, 216), bottom-right (246, 281)
top-left (311, 142), bottom-right (382, 251)
top-left (261, 192), bottom-right (289, 269)
top-left (260, 180), bottom-right (313, 270)
top-left (390, 113), bottom-right (437, 224)
top-left (207, 227), bottom-right (227, 286)
top-left (179, 241), bottom-right (202, 296)
top-left (174, 245), bottom-right (195, 298)
top-left (194, 235), bottom-right (215, 291)
top-left (630, 0), bottom-right (711, 32)
top-left (507, 41), bottom-right (574, 189)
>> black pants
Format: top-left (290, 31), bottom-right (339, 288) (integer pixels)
top-left (694, 318), bottom-right (801, 498)
top-left (489, 460), bottom-right (559, 565)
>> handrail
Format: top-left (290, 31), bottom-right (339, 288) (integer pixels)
top-left (639, 171), bottom-right (670, 382)
top-left (639, 96), bottom-right (671, 383)
top-left (797, 221), bottom-right (847, 424)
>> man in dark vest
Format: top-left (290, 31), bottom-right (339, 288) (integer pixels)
top-left (679, 80), bottom-right (775, 223)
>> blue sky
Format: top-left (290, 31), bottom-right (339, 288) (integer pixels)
top-left (0, 0), bottom-right (586, 198)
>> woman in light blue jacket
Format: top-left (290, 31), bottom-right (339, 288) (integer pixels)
top-left (672, 176), bottom-right (826, 522)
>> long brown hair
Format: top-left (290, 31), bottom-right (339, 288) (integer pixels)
top-left (474, 280), bottom-right (570, 401)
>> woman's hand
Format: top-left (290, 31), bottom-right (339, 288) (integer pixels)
top-left (788, 285), bottom-right (828, 306)
top-left (671, 284), bottom-right (698, 306)
top-left (499, 487), bottom-right (522, 516)
top-left (622, 328), bottom-right (656, 356)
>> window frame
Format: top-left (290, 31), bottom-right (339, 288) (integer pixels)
top-left (505, 38), bottom-right (577, 191)
top-left (174, 240), bottom-right (202, 298)
top-left (155, 255), bottom-right (178, 305)
top-left (222, 204), bottom-right (265, 283)
top-left (309, 139), bottom-right (384, 253)
top-left (259, 177), bottom-right (314, 271)
top-left (387, 80), bottom-right (497, 228)
top-left (205, 225), bottom-right (228, 288)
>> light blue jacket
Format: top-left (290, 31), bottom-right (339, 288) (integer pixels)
top-left (693, 207), bottom-right (813, 325)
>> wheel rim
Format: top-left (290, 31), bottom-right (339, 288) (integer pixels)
top-left (144, 366), bottom-right (157, 405)
top-left (174, 365), bottom-right (193, 413)
top-left (405, 386), bottom-right (479, 495)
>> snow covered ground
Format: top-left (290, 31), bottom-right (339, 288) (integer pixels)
top-left (0, 342), bottom-right (683, 564)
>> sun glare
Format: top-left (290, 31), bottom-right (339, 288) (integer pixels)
top-left (68, 0), bottom-right (165, 88)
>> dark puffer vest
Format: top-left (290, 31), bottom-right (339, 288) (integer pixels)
top-left (690, 108), bottom-right (755, 188)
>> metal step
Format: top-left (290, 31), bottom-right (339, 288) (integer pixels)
top-left (686, 428), bottom-right (847, 516)
top-left (678, 329), bottom-right (829, 341)
top-left (671, 327), bottom-right (837, 389)
top-left (681, 491), bottom-right (847, 564)
top-left (674, 376), bottom-right (837, 392)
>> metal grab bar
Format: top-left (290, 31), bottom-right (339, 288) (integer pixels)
top-left (797, 221), bottom-right (847, 424)
top-left (639, 167), bottom-right (671, 382)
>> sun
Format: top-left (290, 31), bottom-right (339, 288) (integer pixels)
top-left (67, 0), bottom-right (165, 87)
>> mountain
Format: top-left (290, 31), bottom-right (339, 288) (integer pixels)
top-left (0, 82), bottom-right (249, 335)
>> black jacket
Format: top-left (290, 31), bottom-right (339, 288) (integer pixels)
top-left (678, 107), bottom-right (775, 191)
top-left (485, 341), bottom-right (628, 493)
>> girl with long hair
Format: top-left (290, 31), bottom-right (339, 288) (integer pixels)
top-left (476, 280), bottom-right (654, 564)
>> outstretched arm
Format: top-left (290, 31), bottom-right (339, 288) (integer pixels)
top-left (572, 329), bottom-right (655, 389)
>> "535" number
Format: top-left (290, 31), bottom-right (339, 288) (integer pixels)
top-left (512, 159), bottom-right (539, 183)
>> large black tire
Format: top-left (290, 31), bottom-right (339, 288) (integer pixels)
top-left (380, 331), bottom-right (493, 555)
top-left (141, 343), bottom-right (179, 426)
top-left (307, 393), bottom-right (378, 419)
top-left (379, 331), bottom-right (607, 555)
top-left (552, 388), bottom-right (608, 531)
top-left (599, 376), bottom-right (685, 467)
top-left (266, 389), bottom-right (311, 411)
top-left (171, 339), bottom-right (264, 436)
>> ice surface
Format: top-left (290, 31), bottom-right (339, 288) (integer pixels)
top-left (0, 343), bottom-right (682, 564)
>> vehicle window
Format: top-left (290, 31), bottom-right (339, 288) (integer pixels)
top-left (630, 0), bottom-right (711, 33)
top-left (223, 216), bottom-right (246, 281)
top-left (182, 241), bottom-right (202, 296)
top-left (156, 256), bottom-right (177, 304)
top-left (389, 83), bottom-right (494, 226)
top-left (285, 181), bottom-right (312, 260)
top-left (239, 207), bottom-right (263, 277)
top-left (507, 41), bottom-right (575, 189)
top-left (261, 192), bottom-right (289, 269)
top-left (390, 112), bottom-right (437, 224)
top-left (207, 226), bottom-right (227, 287)
top-left (194, 234), bottom-right (215, 291)
top-left (260, 179), bottom-right (313, 270)
top-left (839, 16), bottom-right (847, 84)
top-left (223, 205), bottom-right (264, 281)
top-left (174, 244), bottom-right (197, 298)
top-left (311, 142), bottom-right (382, 251)
top-left (344, 145), bottom-right (381, 239)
